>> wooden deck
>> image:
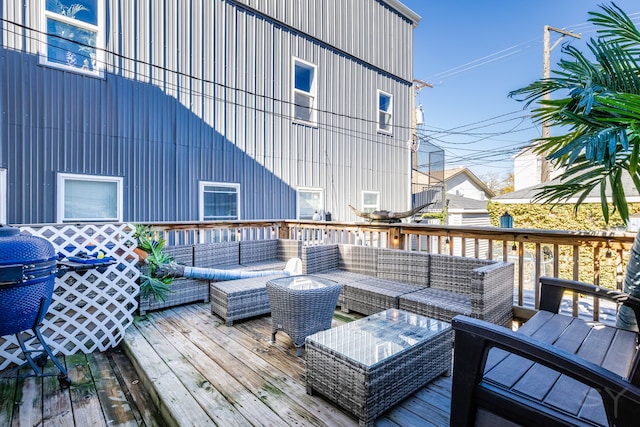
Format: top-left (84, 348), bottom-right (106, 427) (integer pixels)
top-left (0, 344), bottom-right (163, 426)
top-left (0, 304), bottom-right (453, 426)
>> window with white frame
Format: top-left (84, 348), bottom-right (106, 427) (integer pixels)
top-left (292, 58), bottom-right (317, 124)
top-left (200, 182), bottom-right (240, 221)
top-left (378, 90), bottom-right (393, 133)
top-left (297, 188), bottom-right (323, 220)
top-left (362, 191), bottom-right (380, 214)
top-left (41, 0), bottom-right (104, 76)
top-left (57, 173), bottom-right (123, 222)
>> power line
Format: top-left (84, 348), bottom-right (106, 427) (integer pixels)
top-left (426, 38), bottom-right (539, 82)
top-left (423, 13), bottom-right (640, 84)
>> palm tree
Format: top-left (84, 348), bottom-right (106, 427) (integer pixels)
top-left (509, 2), bottom-right (640, 331)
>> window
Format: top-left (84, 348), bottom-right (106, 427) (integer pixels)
top-left (57, 173), bottom-right (123, 222)
top-left (297, 188), bottom-right (323, 220)
top-left (362, 191), bottom-right (380, 214)
top-left (292, 58), bottom-right (317, 124)
top-left (41, 0), bottom-right (104, 76)
top-left (200, 182), bottom-right (240, 221)
top-left (378, 90), bottom-right (393, 133)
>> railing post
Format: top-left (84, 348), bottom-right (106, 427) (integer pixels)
top-left (616, 248), bottom-right (624, 291)
top-left (572, 245), bottom-right (580, 317)
top-left (389, 227), bottom-right (403, 249)
top-left (517, 242), bottom-right (524, 306)
top-left (593, 246), bottom-right (601, 321)
top-left (534, 243), bottom-right (541, 309)
top-left (278, 224), bottom-right (289, 240)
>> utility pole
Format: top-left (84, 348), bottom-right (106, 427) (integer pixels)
top-left (409, 79), bottom-right (432, 212)
top-left (411, 79), bottom-right (433, 167)
top-left (540, 26), bottom-right (581, 182)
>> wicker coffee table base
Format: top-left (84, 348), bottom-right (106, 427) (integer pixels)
top-left (305, 313), bottom-right (452, 427)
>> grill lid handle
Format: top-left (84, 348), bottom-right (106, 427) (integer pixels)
top-left (0, 264), bottom-right (24, 284)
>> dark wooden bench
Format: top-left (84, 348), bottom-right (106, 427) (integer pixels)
top-left (451, 276), bottom-right (640, 426)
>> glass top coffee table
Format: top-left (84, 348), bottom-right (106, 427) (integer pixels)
top-left (305, 309), bottom-right (452, 426)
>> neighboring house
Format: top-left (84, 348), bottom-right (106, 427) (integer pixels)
top-left (494, 172), bottom-right (640, 231)
top-left (0, 0), bottom-right (420, 224)
top-left (413, 166), bottom-right (494, 220)
top-left (513, 144), bottom-right (565, 191)
top-left (446, 194), bottom-right (492, 258)
top-left (446, 194), bottom-right (492, 227)
top-left (513, 146), bottom-right (541, 191)
top-left (496, 172), bottom-right (640, 205)
top-left (443, 167), bottom-right (495, 201)
top-left (443, 168), bottom-right (494, 256)
top-left (414, 167), bottom-right (493, 256)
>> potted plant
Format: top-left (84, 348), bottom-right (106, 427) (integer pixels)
top-left (133, 225), bottom-right (174, 302)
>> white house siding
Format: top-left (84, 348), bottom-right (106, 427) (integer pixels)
top-left (513, 147), bottom-right (542, 191)
top-left (446, 174), bottom-right (486, 201)
top-left (0, 0), bottom-right (417, 224)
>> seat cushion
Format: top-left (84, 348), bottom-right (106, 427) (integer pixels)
top-left (399, 288), bottom-right (471, 322)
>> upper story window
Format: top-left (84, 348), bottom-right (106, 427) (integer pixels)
top-left (41, 0), bottom-right (104, 76)
top-left (378, 90), bottom-right (393, 134)
top-left (362, 191), bottom-right (380, 214)
top-left (57, 173), bottom-right (123, 222)
top-left (292, 58), bottom-right (317, 125)
top-left (200, 182), bottom-right (240, 221)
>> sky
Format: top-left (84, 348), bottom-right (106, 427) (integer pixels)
top-left (400, 0), bottom-right (640, 180)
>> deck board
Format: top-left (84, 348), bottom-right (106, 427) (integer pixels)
top-left (67, 353), bottom-right (106, 425)
top-left (42, 363), bottom-right (74, 426)
top-left (0, 377), bottom-right (15, 427)
top-left (108, 348), bottom-right (165, 427)
top-left (89, 352), bottom-right (140, 427)
top-left (13, 374), bottom-right (41, 427)
top-left (0, 303), bottom-right (453, 426)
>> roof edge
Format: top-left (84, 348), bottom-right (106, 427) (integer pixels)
top-left (383, 0), bottom-right (422, 25)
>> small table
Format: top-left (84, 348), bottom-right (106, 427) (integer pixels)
top-left (305, 309), bottom-right (452, 426)
top-left (56, 258), bottom-right (116, 277)
top-left (266, 275), bottom-right (341, 356)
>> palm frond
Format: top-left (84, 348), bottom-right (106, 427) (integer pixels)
top-left (589, 3), bottom-right (640, 49)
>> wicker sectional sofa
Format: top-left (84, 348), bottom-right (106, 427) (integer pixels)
top-left (141, 240), bottom-right (514, 328)
top-left (303, 244), bottom-right (514, 326)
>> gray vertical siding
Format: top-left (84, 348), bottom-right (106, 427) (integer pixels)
top-left (0, 0), bottom-right (416, 224)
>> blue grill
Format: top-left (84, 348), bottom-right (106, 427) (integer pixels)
top-left (0, 225), bottom-right (70, 388)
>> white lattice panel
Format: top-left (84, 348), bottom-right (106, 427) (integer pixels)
top-left (0, 223), bottom-right (139, 371)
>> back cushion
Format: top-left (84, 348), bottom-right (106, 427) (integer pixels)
top-left (303, 244), bottom-right (339, 274)
top-left (338, 244), bottom-right (377, 276)
top-left (194, 242), bottom-right (240, 268)
top-left (240, 239), bottom-right (278, 264)
top-left (277, 239), bottom-right (302, 261)
top-left (429, 253), bottom-right (494, 292)
top-left (376, 248), bottom-right (429, 285)
top-left (163, 245), bottom-right (194, 266)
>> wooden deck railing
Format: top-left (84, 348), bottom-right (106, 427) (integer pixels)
top-left (144, 220), bottom-right (636, 321)
top-left (2, 220), bottom-right (632, 369)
